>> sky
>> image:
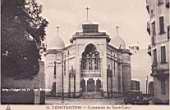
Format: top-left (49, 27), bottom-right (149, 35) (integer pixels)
top-left (37, 0), bottom-right (150, 49)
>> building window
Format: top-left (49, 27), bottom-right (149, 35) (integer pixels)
top-left (161, 80), bottom-right (166, 95)
top-left (152, 21), bottom-right (156, 37)
top-left (158, 0), bottom-right (164, 5)
top-left (81, 44), bottom-right (100, 71)
top-left (64, 61), bottom-right (66, 75)
top-left (168, 26), bottom-right (170, 39)
top-left (68, 51), bottom-right (69, 56)
top-left (166, 0), bottom-right (170, 8)
top-left (153, 49), bottom-right (157, 65)
top-left (89, 57), bottom-right (93, 70)
top-left (113, 61), bottom-right (116, 76)
top-left (94, 58), bottom-right (99, 70)
top-left (54, 61), bottom-right (56, 78)
top-left (161, 46), bottom-right (166, 63)
top-left (159, 16), bottom-right (165, 34)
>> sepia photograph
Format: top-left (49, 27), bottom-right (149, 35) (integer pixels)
top-left (1, 0), bottom-right (170, 109)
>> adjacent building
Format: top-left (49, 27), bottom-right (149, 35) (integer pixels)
top-left (45, 22), bottom-right (132, 98)
top-left (146, 0), bottom-right (169, 104)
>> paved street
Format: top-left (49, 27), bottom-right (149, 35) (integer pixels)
top-left (45, 97), bottom-right (124, 105)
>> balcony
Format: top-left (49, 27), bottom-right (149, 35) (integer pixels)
top-left (147, 45), bottom-right (151, 56)
top-left (81, 70), bottom-right (101, 77)
top-left (151, 63), bottom-right (169, 79)
top-left (147, 22), bottom-right (150, 35)
top-left (158, 0), bottom-right (164, 6)
top-left (166, 0), bottom-right (170, 8)
top-left (146, 0), bottom-right (150, 13)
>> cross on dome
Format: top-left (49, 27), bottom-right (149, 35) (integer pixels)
top-left (86, 7), bottom-right (90, 21)
top-left (110, 26), bottom-right (126, 49)
top-left (116, 25), bottom-right (119, 36)
top-left (56, 26), bottom-right (60, 36)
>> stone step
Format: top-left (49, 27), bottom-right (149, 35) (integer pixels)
top-left (81, 92), bottom-right (103, 99)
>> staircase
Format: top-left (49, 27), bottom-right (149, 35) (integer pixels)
top-left (81, 92), bottom-right (103, 99)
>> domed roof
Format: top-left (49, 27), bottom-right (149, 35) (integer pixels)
top-left (48, 36), bottom-right (65, 50)
top-left (111, 36), bottom-right (126, 49)
top-left (110, 26), bottom-right (126, 49)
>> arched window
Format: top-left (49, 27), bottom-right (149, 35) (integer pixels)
top-left (81, 44), bottom-right (100, 71)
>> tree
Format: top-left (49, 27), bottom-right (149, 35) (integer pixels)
top-left (1, 0), bottom-right (48, 79)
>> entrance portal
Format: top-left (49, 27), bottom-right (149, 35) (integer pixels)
top-left (80, 44), bottom-right (102, 98)
top-left (96, 79), bottom-right (101, 91)
top-left (80, 78), bottom-right (102, 98)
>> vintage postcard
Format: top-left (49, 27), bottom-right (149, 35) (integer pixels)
top-left (1, 0), bottom-right (170, 110)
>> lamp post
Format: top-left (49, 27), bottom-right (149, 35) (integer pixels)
top-left (146, 75), bottom-right (148, 94)
top-left (56, 26), bottom-right (64, 102)
top-left (55, 53), bottom-right (64, 103)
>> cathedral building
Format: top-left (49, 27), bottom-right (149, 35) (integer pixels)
top-left (45, 22), bottom-right (132, 98)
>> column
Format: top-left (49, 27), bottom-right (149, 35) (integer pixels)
top-left (92, 56), bottom-right (95, 70)
top-left (85, 79), bottom-right (87, 92)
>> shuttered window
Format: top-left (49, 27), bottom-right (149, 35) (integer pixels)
top-left (159, 16), bottom-right (165, 34)
top-left (168, 26), bottom-right (170, 39)
top-left (152, 21), bottom-right (156, 37)
top-left (161, 80), bottom-right (166, 95)
top-left (161, 46), bottom-right (166, 63)
top-left (153, 49), bottom-right (157, 65)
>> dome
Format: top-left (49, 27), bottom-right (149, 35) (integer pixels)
top-left (48, 36), bottom-right (65, 50)
top-left (111, 26), bottom-right (126, 49)
top-left (111, 36), bottom-right (126, 49)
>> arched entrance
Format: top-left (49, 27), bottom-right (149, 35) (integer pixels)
top-left (96, 79), bottom-right (101, 91)
top-left (80, 44), bottom-right (102, 98)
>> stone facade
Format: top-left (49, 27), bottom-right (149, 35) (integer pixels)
top-left (146, 0), bottom-right (170, 104)
top-left (45, 23), bottom-right (132, 98)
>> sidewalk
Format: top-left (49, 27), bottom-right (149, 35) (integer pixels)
top-left (45, 97), bottom-right (124, 105)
